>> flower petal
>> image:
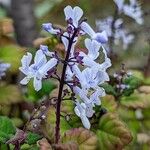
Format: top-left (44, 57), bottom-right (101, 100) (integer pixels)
top-left (64, 5), bottom-right (73, 20)
top-left (33, 77), bottom-right (42, 91)
top-left (73, 6), bottom-right (83, 27)
top-left (38, 58), bottom-right (58, 76)
top-left (80, 114), bottom-right (91, 129)
top-left (93, 31), bottom-right (108, 44)
top-left (61, 32), bottom-right (69, 51)
top-left (85, 38), bottom-right (100, 60)
top-left (20, 77), bottom-right (30, 85)
top-left (80, 22), bottom-right (95, 37)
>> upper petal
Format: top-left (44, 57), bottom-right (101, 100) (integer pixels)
top-left (73, 6), bottom-right (83, 27)
top-left (64, 5), bottom-right (73, 20)
top-left (21, 52), bottom-right (32, 68)
top-left (85, 38), bottom-right (100, 60)
top-left (34, 50), bottom-right (47, 68)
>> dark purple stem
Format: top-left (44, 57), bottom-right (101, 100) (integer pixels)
top-left (55, 29), bottom-right (78, 143)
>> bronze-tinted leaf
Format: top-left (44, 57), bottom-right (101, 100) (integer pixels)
top-left (101, 95), bottom-right (117, 112)
top-left (97, 113), bottom-right (132, 150)
top-left (120, 92), bottom-right (150, 109)
top-left (62, 128), bottom-right (98, 150)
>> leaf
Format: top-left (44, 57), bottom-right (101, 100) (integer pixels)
top-left (11, 118), bottom-right (24, 128)
top-left (25, 79), bottom-right (57, 102)
top-left (6, 129), bottom-right (26, 145)
top-left (62, 128), bottom-right (98, 150)
top-left (123, 76), bottom-right (141, 96)
top-left (26, 132), bottom-right (42, 145)
top-left (120, 92), bottom-right (150, 109)
top-left (101, 83), bottom-right (117, 96)
top-left (0, 116), bottom-right (16, 143)
top-left (118, 106), bottom-right (141, 143)
top-left (39, 79), bottom-right (57, 96)
top-left (41, 106), bottom-right (56, 142)
top-left (61, 100), bottom-right (74, 114)
top-left (97, 113), bottom-right (132, 150)
top-left (0, 45), bottom-right (25, 73)
top-left (42, 106), bottom-right (71, 142)
top-left (54, 142), bottom-right (78, 150)
top-left (21, 144), bottom-right (39, 150)
top-left (138, 86), bottom-right (150, 94)
top-left (101, 95), bottom-right (117, 112)
top-left (131, 70), bottom-right (150, 85)
top-left (37, 138), bottom-right (52, 150)
top-left (0, 84), bottom-right (22, 105)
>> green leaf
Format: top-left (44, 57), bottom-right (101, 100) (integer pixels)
top-left (123, 76), bottom-right (141, 96)
top-left (11, 118), bottom-right (24, 128)
top-left (0, 45), bottom-right (24, 73)
top-left (101, 83), bottom-right (117, 96)
top-left (41, 106), bottom-right (56, 142)
top-left (101, 95), bottom-right (117, 112)
top-left (120, 92), bottom-right (150, 109)
top-left (96, 113), bottom-right (132, 149)
top-left (25, 79), bottom-right (56, 102)
top-left (26, 132), bottom-right (42, 145)
top-left (21, 144), bottom-right (39, 150)
top-left (0, 84), bottom-right (22, 105)
top-left (42, 106), bottom-right (71, 142)
top-left (131, 70), bottom-right (150, 85)
top-left (62, 128), bottom-right (98, 150)
top-left (39, 79), bottom-right (57, 96)
top-left (0, 116), bottom-right (16, 143)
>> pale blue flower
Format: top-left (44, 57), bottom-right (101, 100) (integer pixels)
top-left (81, 22), bottom-right (108, 44)
top-left (78, 44), bottom-right (111, 70)
top-left (0, 62), bottom-right (10, 79)
top-left (115, 29), bottom-right (134, 49)
top-left (64, 5), bottom-right (83, 28)
top-left (39, 45), bottom-right (55, 57)
top-left (114, 0), bottom-right (143, 24)
top-left (123, 0), bottom-right (143, 25)
top-left (73, 86), bottom-right (105, 118)
top-left (96, 16), bottom-right (113, 37)
top-left (74, 102), bottom-right (91, 129)
top-left (42, 23), bottom-right (60, 34)
top-left (20, 50), bottom-right (58, 91)
top-left (89, 87), bottom-right (105, 105)
top-left (73, 86), bottom-right (89, 102)
top-left (84, 38), bottom-right (100, 60)
top-left (114, 0), bottom-right (124, 12)
top-left (81, 67), bottom-right (109, 89)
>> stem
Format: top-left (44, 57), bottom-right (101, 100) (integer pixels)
top-left (55, 29), bottom-right (77, 143)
